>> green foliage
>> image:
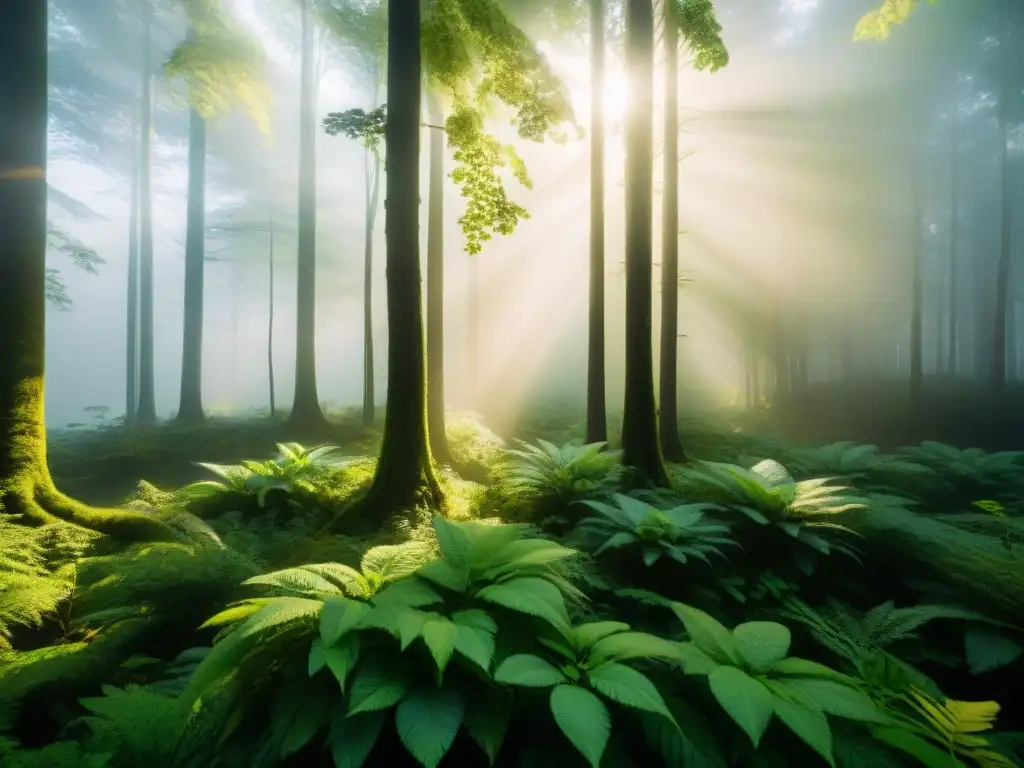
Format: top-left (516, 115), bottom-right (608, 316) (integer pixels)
top-left (672, 0), bottom-right (730, 72)
top-left (854, 0), bottom-right (942, 41)
top-left (323, 105), bottom-right (387, 151)
top-left (500, 439), bottom-right (623, 508)
top-left (572, 493), bottom-right (737, 568)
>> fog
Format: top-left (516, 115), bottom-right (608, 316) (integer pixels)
top-left (43, 0), bottom-right (1022, 434)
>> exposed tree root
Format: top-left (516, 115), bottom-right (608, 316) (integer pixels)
top-left (1, 470), bottom-right (178, 542)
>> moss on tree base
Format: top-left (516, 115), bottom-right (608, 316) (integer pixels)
top-left (1, 471), bottom-right (177, 542)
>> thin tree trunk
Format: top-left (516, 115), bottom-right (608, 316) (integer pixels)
top-left (136, 1), bottom-right (157, 425)
top-left (948, 111), bottom-right (959, 374)
top-left (352, 0), bottom-right (442, 530)
top-left (268, 210), bottom-right (276, 418)
top-left (176, 101), bottom-right (206, 423)
top-left (362, 76), bottom-right (381, 428)
top-left (289, 0), bottom-right (327, 429)
top-left (586, 0), bottom-right (608, 445)
top-left (125, 105), bottom-right (140, 425)
top-left (658, 0), bottom-right (684, 460)
top-left (992, 82), bottom-right (1012, 390)
top-left (426, 92), bottom-right (452, 463)
top-left (910, 142), bottom-right (923, 413)
top-left (0, 0), bottom-right (172, 541)
top-left (620, 0), bottom-right (669, 486)
top-left (467, 255), bottom-right (479, 406)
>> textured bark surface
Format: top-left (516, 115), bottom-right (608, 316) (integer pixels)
top-left (136, 1), bottom-right (157, 425)
top-left (177, 103), bottom-right (207, 424)
top-left (0, 2), bottom-right (174, 542)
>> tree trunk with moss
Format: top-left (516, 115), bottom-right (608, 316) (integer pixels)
top-left (586, 0), bottom-right (608, 446)
top-left (125, 106), bottom-right (140, 426)
top-left (426, 91), bottom-right (453, 464)
top-left (0, 0), bottom-right (174, 542)
top-left (658, 0), bottom-right (684, 461)
top-left (136, 0), bottom-right (158, 426)
top-left (620, 0), bottom-right (669, 486)
top-left (351, 0), bottom-right (442, 531)
top-left (177, 99), bottom-right (207, 424)
top-left (289, 0), bottom-right (328, 430)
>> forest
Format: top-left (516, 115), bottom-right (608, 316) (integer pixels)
top-left (1, 0), bottom-right (1024, 765)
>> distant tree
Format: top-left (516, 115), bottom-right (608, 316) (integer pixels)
top-left (854, 0), bottom-right (942, 41)
top-left (0, 0), bottom-right (173, 540)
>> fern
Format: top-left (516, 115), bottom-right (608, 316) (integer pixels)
top-left (499, 439), bottom-right (623, 505)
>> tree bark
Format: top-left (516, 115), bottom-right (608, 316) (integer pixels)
top-left (0, 0), bottom-right (173, 541)
top-left (268, 210), bottom-right (276, 418)
top-left (947, 113), bottom-right (959, 375)
top-left (909, 141), bottom-right (923, 414)
top-left (426, 92), bottom-right (453, 464)
top-left (289, 0), bottom-right (328, 429)
top-left (992, 73), bottom-right (1013, 390)
top-left (620, 0), bottom-right (669, 486)
top-left (658, 0), bottom-right (684, 460)
top-left (125, 102), bottom-right (140, 425)
top-left (136, 0), bottom-right (157, 425)
top-left (176, 101), bottom-right (207, 423)
top-left (586, 0), bottom-right (608, 446)
top-left (349, 0), bottom-right (442, 531)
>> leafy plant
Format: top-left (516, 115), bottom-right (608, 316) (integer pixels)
top-left (571, 493), bottom-right (736, 568)
top-left (499, 439), bottom-right (623, 509)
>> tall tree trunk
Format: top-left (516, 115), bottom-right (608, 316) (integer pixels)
top-left (992, 81), bottom-right (1012, 390)
top-left (586, 0), bottom-right (608, 445)
top-left (947, 114), bottom-right (959, 375)
top-left (136, 0), bottom-right (157, 425)
top-left (176, 102), bottom-right (206, 423)
top-left (289, 0), bottom-right (327, 429)
top-left (426, 92), bottom-right (452, 463)
top-left (362, 76), bottom-right (381, 428)
top-left (620, 0), bottom-right (669, 486)
top-left (352, 0), bottom-right (442, 530)
top-left (268, 210), bottom-right (276, 418)
top-left (467, 255), bottom-right (479, 406)
top-left (125, 105), bottom-right (140, 425)
top-left (658, 0), bottom-right (684, 460)
top-left (909, 142), bottom-right (923, 414)
top-left (0, 0), bottom-right (172, 541)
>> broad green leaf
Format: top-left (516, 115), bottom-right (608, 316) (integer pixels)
top-left (733, 622), bottom-right (791, 671)
top-left (549, 684), bottom-right (611, 768)
top-left (678, 641), bottom-right (720, 675)
top-left (395, 686), bottom-right (465, 768)
top-left (453, 610), bottom-right (497, 672)
top-left (708, 666), bottom-right (774, 747)
top-left (325, 636), bottom-right (361, 694)
top-left (494, 654), bottom-right (567, 687)
top-left (309, 637), bottom-right (327, 675)
top-left (481, 538), bottom-right (579, 579)
top-left (347, 659), bottom-right (410, 715)
top-left (243, 567), bottom-right (344, 597)
top-left (764, 657), bottom-right (860, 685)
top-left (772, 696), bottom-right (835, 767)
top-left (464, 693), bottom-right (513, 765)
top-left (640, 695), bottom-right (728, 768)
top-left (965, 627), bottom-right (1024, 675)
top-left (477, 577), bottom-right (570, 630)
top-left (587, 631), bottom-right (681, 667)
top-left (416, 560), bottom-right (469, 592)
top-left (872, 726), bottom-right (962, 768)
top-left (320, 595), bottom-right (372, 645)
top-left (371, 578), bottom-right (443, 609)
top-left (420, 616), bottom-right (459, 676)
top-left (329, 709), bottom-right (386, 768)
top-left (671, 603), bottom-right (743, 665)
top-left (782, 678), bottom-right (888, 723)
top-left (360, 542), bottom-right (434, 582)
top-left (587, 662), bottom-right (674, 721)
top-left (570, 621), bottom-right (630, 652)
top-left (236, 597), bottom-right (322, 640)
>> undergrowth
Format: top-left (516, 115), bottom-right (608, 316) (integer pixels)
top-left (2, 412), bottom-right (1023, 767)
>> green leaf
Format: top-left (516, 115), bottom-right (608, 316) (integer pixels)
top-left (463, 693), bottom-right (513, 765)
top-left (587, 631), bottom-right (682, 666)
top-left (733, 622), bottom-right (791, 671)
top-left (772, 696), bottom-right (835, 767)
top-left (431, 515), bottom-right (474, 569)
top-left (587, 661), bottom-right (674, 721)
top-left (494, 654), bottom-right (567, 687)
top-left (421, 615), bottom-right (459, 676)
top-left (453, 610), bottom-right (497, 672)
top-left (708, 666), bottom-right (775, 747)
top-left (965, 627), bottom-right (1024, 675)
top-left (320, 595), bottom-right (371, 645)
top-left (372, 578), bottom-right (443, 609)
top-left (677, 641), bottom-right (720, 675)
top-left (640, 695), bottom-right (728, 768)
top-left (872, 726), bottom-right (963, 768)
top-left (416, 560), bottom-right (469, 592)
top-left (549, 684), bottom-right (611, 768)
top-left (347, 658), bottom-right (409, 715)
top-left (763, 657), bottom-right (860, 685)
top-left (477, 577), bottom-right (570, 630)
top-left (570, 621), bottom-right (631, 652)
top-left (395, 686), bottom-right (465, 768)
top-left (781, 679), bottom-right (888, 723)
top-left (671, 603), bottom-right (743, 665)
top-left (325, 636), bottom-right (361, 694)
top-left (329, 709), bottom-right (386, 768)
top-left (309, 637), bottom-right (327, 676)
